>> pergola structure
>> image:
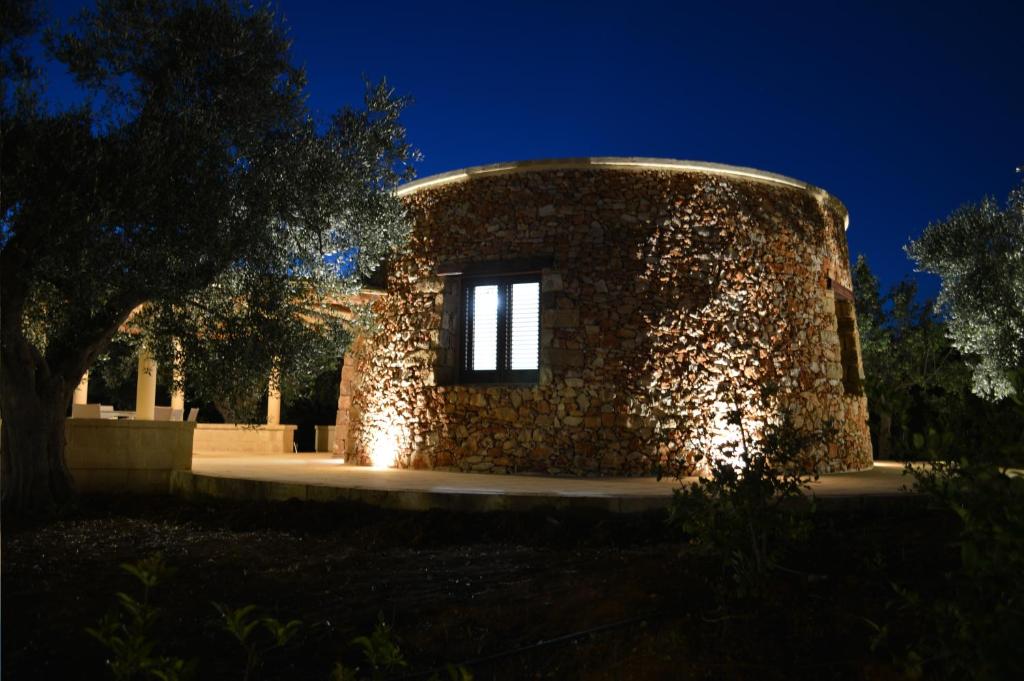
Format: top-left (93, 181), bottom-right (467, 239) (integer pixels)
top-left (70, 351), bottom-right (281, 425)
top-left (70, 289), bottom-right (379, 427)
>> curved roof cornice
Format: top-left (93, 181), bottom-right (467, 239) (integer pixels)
top-left (396, 157), bottom-right (849, 230)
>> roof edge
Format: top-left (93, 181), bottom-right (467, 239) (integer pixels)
top-left (396, 157), bottom-right (849, 230)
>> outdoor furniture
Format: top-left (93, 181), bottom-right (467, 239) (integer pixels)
top-left (170, 409), bottom-right (184, 422)
top-left (71, 403), bottom-right (102, 419)
top-left (186, 408), bottom-right (199, 423)
top-left (153, 406), bottom-right (173, 421)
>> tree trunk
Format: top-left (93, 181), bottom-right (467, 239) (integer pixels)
top-left (0, 345), bottom-right (76, 515)
top-left (877, 411), bottom-right (893, 459)
top-left (2, 235), bottom-right (140, 515)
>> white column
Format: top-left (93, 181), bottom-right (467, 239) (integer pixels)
top-left (266, 366), bottom-right (281, 426)
top-left (170, 340), bottom-right (185, 413)
top-left (170, 385), bottom-right (185, 413)
top-left (135, 347), bottom-right (157, 421)
top-left (73, 371), bottom-right (90, 405)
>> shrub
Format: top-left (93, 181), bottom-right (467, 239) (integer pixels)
top-left (330, 617), bottom-right (472, 681)
top-left (880, 459), bottom-right (1024, 680)
top-left (213, 602), bottom-right (303, 681)
top-left (86, 554), bottom-right (195, 681)
top-left (668, 386), bottom-right (831, 598)
top-left (89, 558), bottom-right (470, 680)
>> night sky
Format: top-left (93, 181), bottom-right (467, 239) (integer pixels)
top-left (33, 0), bottom-right (1023, 297)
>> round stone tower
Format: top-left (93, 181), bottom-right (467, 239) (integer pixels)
top-left (337, 158), bottom-right (872, 475)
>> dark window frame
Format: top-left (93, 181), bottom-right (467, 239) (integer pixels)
top-left (460, 273), bottom-right (541, 384)
top-left (829, 278), bottom-right (863, 396)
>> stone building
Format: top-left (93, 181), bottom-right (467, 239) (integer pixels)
top-left (334, 158), bottom-right (872, 476)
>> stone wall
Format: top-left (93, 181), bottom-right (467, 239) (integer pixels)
top-left (338, 161), bottom-right (872, 475)
top-left (66, 419), bottom-right (195, 494)
top-left (192, 424), bottom-right (296, 454)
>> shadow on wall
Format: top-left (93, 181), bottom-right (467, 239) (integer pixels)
top-left (618, 177), bottom-right (780, 474)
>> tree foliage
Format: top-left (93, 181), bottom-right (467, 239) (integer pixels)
top-left (0, 0), bottom-right (43, 114)
top-left (853, 256), bottom-right (1024, 461)
top-left (852, 256), bottom-right (969, 457)
top-left (910, 460), bottom-right (1024, 680)
top-left (0, 0), bottom-right (417, 512)
top-left (906, 181), bottom-right (1024, 400)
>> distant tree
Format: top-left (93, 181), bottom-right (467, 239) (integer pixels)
top-left (854, 255), bottom-right (1024, 462)
top-left (0, 0), bottom-right (417, 513)
top-left (906, 180), bottom-right (1024, 400)
top-left (853, 256), bottom-right (969, 457)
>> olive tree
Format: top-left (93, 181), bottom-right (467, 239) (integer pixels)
top-left (0, 0), bottom-right (417, 513)
top-left (907, 180), bottom-right (1024, 400)
top-left (852, 256), bottom-right (969, 456)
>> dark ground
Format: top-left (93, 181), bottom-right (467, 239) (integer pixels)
top-left (3, 495), bottom-right (955, 680)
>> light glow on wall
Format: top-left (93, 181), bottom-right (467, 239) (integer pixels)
top-left (705, 397), bottom-right (767, 473)
top-left (709, 417), bottom-right (747, 471)
top-left (367, 418), bottom-right (402, 469)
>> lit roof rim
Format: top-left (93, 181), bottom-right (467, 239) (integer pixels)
top-left (395, 157), bottom-right (849, 230)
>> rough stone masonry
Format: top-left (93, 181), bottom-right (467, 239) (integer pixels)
top-left (335, 158), bottom-right (872, 476)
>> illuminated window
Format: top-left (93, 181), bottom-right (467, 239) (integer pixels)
top-left (462, 275), bottom-right (540, 383)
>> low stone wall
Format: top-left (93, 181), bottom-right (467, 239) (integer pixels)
top-left (65, 419), bottom-right (195, 494)
top-left (192, 424), bottom-right (297, 454)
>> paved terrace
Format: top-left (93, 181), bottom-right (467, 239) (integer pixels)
top-left (171, 454), bottom-right (919, 513)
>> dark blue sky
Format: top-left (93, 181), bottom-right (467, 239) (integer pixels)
top-left (35, 0), bottom-right (1023, 296)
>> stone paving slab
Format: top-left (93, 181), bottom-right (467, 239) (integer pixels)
top-left (173, 454), bottom-right (920, 513)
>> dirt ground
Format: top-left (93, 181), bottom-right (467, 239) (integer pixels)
top-left (3, 495), bottom-right (953, 680)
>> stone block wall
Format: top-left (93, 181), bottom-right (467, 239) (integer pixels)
top-left (65, 419), bottom-right (195, 493)
top-left (192, 424), bottom-right (297, 454)
top-left (338, 160), bottom-right (872, 475)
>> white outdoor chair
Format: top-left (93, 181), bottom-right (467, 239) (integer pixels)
top-left (71, 403), bottom-right (102, 419)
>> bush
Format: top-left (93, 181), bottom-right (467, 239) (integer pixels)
top-left (879, 459), bottom-right (1024, 680)
top-left (668, 386), bottom-right (831, 598)
top-left (213, 602), bottom-right (303, 681)
top-left (89, 556), bottom-right (471, 680)
top-left (86, 554), bottom-right (195, 681)
top-left (330, 617), bottom-right (472, 681)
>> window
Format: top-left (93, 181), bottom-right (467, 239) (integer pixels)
top-left (462, 275), bottom-right (540, 383)
top-left (830, 279), bottom-right (862, 396)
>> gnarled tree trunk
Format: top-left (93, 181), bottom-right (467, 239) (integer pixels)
top-left (1, 334), bottom-right (76, 515)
